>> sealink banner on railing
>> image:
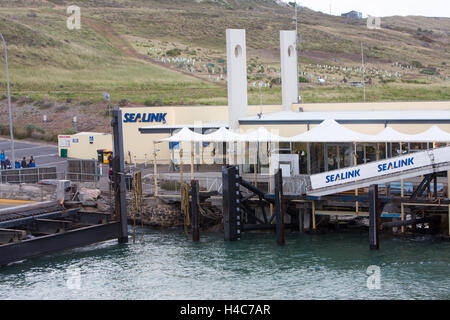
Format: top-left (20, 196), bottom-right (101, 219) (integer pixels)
top-left (309, 148), bottom-right (445, 190)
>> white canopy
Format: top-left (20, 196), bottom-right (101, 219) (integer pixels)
top-left (409, 126), bottom-right (450, 142)
top-left (201, 127), bottom-right (244, 142)
top-left (160, 127), bottom-right (204, 142)
top-left (363, 126), bottom-right (450, 142)
top-left (243, 127), bottom-right (287, 142)
top-left (365, 127), bottom-right (409, 143)
top-left (158, 120), bottom-right (450, 144)
top-left (288, 119), bottom-right (372, 142)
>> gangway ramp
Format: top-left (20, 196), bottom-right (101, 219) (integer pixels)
top-left (307, 146), bottom-right (450, 197)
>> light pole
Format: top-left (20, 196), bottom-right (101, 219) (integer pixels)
top-left (0, 32), bottom-right (15, 163)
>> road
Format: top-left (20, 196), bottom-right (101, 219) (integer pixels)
top-left (0, 138), bottom-right (67, 174)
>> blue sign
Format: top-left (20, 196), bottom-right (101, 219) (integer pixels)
top-left (377, 157), bottom-right (414, 172)
top-left (89, 136), bottom-right (94, 144)
top-left (326, 169), bottom-right (360, 184)
top-left (169, 142), bottom-right (180, 150)
top-left (123, 113), bottom-right (167, 123)
top-left (72, 138), bottom-right (79, 143)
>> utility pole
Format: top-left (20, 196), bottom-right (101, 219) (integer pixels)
top-left (0, 33), bottom-right (15, 163)
top-left (361, 42), bottom-right (366, 101)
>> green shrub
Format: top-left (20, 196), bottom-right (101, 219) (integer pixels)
top-left (420, 67), bottom-right (439, 75)
top-left (144, 98), bottom-right (163, 106)
top-left (299, 76), bottom-right (309, 83)
top-left (61, 128), bottom-right (77, 135)
top-left (166, 48), bottom-right (181, 57)
top-left (0, 123), bottom-right (10, 135)
top-left (118, 99), bottom-right (128, 107)
top-left (55, 105), bottom-right (69, 112)
top-left (24, 123), bottom-right (45, 136)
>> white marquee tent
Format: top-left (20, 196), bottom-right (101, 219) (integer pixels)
top-left (158, 120), bottom-right (450, 144)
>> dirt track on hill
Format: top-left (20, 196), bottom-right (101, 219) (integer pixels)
top-left (48, 9), bottom-right (224, 87)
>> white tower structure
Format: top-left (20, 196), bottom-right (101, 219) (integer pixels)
top-left (226, 29), bottom-right (248, 131)
top-left (280, 30), bottom-right (299, 112)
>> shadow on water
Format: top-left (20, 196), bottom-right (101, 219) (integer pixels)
top-left (0, 227), bottom-right (449, 299)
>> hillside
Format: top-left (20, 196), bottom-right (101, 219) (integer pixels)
top-left (0, 0), bottom-right (448, 137)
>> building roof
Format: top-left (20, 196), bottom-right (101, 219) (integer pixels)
top-left (238, 110), bottom-right (450, 125)
top-left (139, 121), bottom-right (228, 133)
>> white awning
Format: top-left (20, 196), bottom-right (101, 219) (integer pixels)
top-left (160, 127), bottom-right (204, 142)
top-left (158, 120), bottom-right (450, 144)
top-left (243, 127), bottom-right (288, 142)
top-left (408, 126), bottom-right (450, 142)
top-left (289, 119), bottom-right (371, 142)
top-left (201, 127), bottom-right (244, 142)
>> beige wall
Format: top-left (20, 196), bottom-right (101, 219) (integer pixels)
top-left (58, 133), bottom-right (112, 160)
top-left (60, 101), bottom-right (450, 164)
top-left (120, 105), bottom-right (283, 163)
top-left (294, 101), bottom-right (450, 112)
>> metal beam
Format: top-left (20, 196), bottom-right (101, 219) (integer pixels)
top-left (111, 109), bottom-right (128, 243)
top-left (0, 222), bottom-right (121, 267)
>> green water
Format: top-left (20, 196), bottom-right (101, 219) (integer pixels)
top-left (0, 228), bottom-right (449, 300)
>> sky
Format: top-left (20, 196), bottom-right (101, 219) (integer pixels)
top-left (281, 0), bottom-right (450, 18)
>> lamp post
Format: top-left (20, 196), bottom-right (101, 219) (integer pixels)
top-left (0, 32), bottom-right (15, 163)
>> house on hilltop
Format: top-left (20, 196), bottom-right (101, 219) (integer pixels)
top-left (341, 10), bottom-right (362, 19)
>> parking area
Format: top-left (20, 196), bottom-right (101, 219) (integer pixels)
top-left (0, 138), bottom-right (67, 174)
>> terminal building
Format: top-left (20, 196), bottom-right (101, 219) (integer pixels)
top-left (58, 29), bottom-right (450, 176)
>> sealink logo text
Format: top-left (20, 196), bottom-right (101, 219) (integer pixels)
top-left (123, 113), bottom-right (167, 123)
top-left (326, 169), bottom-right (360, 183)
top-left (378, 157), bottom-right (414, 172)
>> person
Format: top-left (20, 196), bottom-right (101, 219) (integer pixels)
top-left (28, 156), bottom-right (35, 168)
top-left (21, 157), bottom-right (27, 168)
top-left (108, 153), bottom-right (113, 168)
top-left (14, 158), bottom-right (20, 169)
top-left (4, 157), bottom-right (11, 169)
top-left (0, 150), bottom-right (5, 170)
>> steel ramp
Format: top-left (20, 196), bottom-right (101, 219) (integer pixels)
top-left (307, 146), bottom-right (450, 197)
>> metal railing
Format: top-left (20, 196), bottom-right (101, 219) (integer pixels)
top-left (0, 167), bottom-right (57, 184)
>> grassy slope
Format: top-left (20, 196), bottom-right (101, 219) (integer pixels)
top-left (0, 0), bottom-right (448, 111)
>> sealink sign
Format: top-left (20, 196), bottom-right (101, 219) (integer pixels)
top-left (326, 169), bottom-right (360, 183)
top-left (123, 113), bottom-right (167, 123)
top-left (377, 157), bottom-right (414, 172)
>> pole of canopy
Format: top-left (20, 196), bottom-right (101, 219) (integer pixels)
top-left (179, 148), bottom-right (184, 185)
top-left (190, 141), bottom-right (194, 181)
top-left (153, 142), bottom-right (158, 197)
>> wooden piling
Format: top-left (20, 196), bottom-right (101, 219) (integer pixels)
top-left (191, 180), bottom-right (200, 242)
top-left (274, 169), bottom-right (285, 245)
top-left (312, 200), bottom-right (316, 230)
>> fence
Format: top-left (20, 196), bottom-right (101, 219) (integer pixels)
top-left (0, 167), bottom-right (57, 184)
top-left (67, 159), bottom-right (99, 182)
